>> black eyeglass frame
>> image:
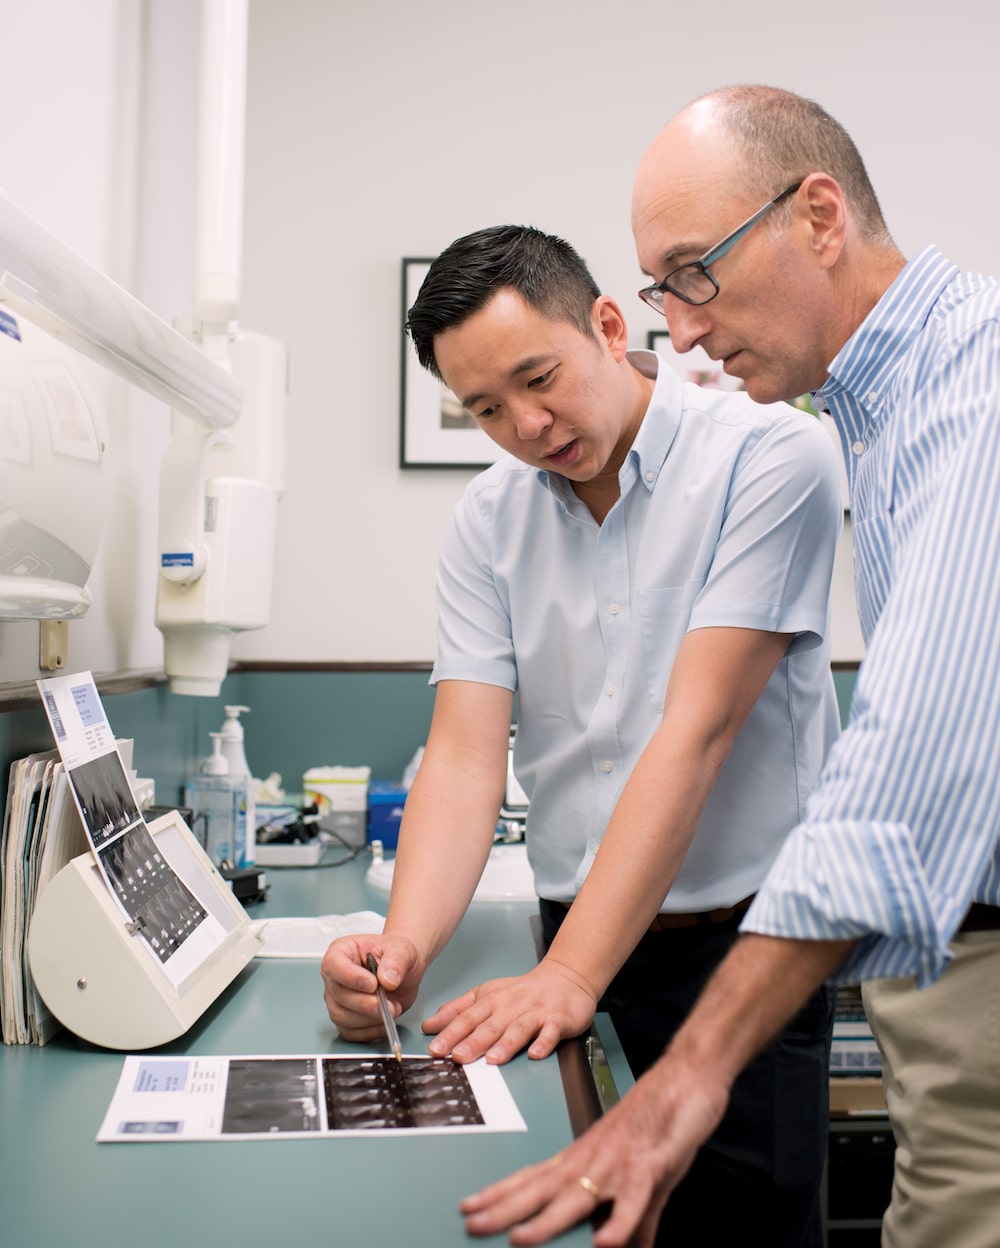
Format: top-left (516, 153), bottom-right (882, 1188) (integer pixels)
top-left (638, 182), bottom-right (803, 311)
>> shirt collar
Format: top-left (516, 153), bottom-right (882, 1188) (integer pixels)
top-left (537, 349), bottom-right (678, 501)
top-left (623, 349), bottom-right (681, 492)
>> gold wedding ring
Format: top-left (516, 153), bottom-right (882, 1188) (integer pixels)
top-left (578, 1175), bottom-right (600, 1200)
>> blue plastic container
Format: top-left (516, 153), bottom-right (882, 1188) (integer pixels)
top-left (367, 781), bottom-right (408, 849)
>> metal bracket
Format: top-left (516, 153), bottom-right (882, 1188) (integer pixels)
top-left (38, 619), bottom-right (68, 671)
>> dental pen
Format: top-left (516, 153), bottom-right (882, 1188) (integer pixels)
top-left (365, 952), bottom-right (403, 1062)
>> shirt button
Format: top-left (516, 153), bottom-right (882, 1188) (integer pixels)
top-left (852, 440), bottom-right (865, 456)
top-left (609, 603), bottom-right (620, 615)
top-left (607, 684), bottom-right (616, 696)
top-left (601, 761), bottom-right (613, 773)
top-left (867, 390), bottom-right (879, 404)
top-left (645, 471), bottom-right (655, 483)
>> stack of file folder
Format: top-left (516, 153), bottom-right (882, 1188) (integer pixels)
top-left (0, 749), bottom-right (87, 1044)
top-left (0, 736), bottom-right (144, 1045)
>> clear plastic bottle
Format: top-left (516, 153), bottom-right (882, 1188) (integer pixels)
top-left (219, 705), bottom-right (256, 866)
top-left (184, 732), bottom-right (249, 869)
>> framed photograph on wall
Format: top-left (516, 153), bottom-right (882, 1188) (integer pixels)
top-left (399, 257), bottom-right (502, 469)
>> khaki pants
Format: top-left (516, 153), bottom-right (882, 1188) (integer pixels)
top-left (862, 931), bottom-right (1000, 1248)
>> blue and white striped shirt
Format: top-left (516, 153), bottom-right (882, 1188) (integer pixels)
top-left (744, 245), bottom-right (1000, 986)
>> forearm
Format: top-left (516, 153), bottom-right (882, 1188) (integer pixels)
top-left (666, 932), bottom-right (856, 1087)
top-left (384, 681), bottom-right (512, 970)
top-left (384, 765), bottom-right (499, 968)
top-left (545, 625), bottom-right (797, 1003)
top-left (544, 727), bottom-right (717, 996)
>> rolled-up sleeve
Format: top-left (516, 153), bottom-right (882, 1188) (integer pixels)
top-left (744, 361), bottom-right (1000, 987)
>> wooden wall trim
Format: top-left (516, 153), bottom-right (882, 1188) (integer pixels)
top-left (0, 656), bottom-right (850, 712)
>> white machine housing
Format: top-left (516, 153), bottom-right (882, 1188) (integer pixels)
top-left (28, 809), bottom-right (261, 1050)
top-left (155, 326), bottom-right (286, 696)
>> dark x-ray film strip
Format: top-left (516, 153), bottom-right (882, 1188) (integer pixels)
top-left (218, 1056), bottom-right (485, 1135)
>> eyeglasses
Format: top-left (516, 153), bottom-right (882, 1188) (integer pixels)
top-left (638, 182), bottom-right (802, 312)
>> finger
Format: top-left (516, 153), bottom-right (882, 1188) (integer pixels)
top-left (430, 999), bottom-right (535, 1063)
top-left (323, 966), bottom-right (387, 1031)
top-left (469, 1014), bottom-right (544, 1065)
top-left (320, 936), bottom-right (380, 991)
top-left (460, 1159), bottom-right (561, 1221)
top-left (324, 974), bottom-right (390, 1039)
top-left (463, 1171), bottom-right (597, 1243)
top-left (427, 1003), bottom-right (498, 1060)
top-left (325, 993), bottom-right (383, 1036)
top-left (528, 1016), bottom-right (573, 1060)
top-left (506, 1189), bottom-right (605, 1247)
top-left (333, 1016), bottom-right (390, 1043)
top-left (425, 998), bottom-right (496, 1057)
top-left (421, 989), bottom-right (477, 1035)
top-left (374, 940), bottom-right (416, 991)
top-left (593, 1187), bottom-right (667, 1248)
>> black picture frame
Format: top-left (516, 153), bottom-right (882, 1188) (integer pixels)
top-left (399, 257), bottom-right (502, 469)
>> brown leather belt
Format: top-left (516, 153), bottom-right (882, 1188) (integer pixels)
top-left (551, 894), bottom-right (756, 932)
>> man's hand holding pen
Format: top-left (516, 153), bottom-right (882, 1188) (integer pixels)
top-left (321, 934), bottom-right (421, 1046)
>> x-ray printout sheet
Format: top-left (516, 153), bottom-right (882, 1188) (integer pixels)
top-left (36, 671), bottom-right (228, 987)
top-left (97, 1054), bottom-right (527, 1141)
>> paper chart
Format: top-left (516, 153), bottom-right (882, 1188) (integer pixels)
top-left (98, 1053), bottom-right (527, 1141)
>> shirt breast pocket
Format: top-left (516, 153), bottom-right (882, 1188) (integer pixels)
top-left (638, 577), bottom-right (706, 708)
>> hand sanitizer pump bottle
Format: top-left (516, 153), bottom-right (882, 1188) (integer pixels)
top-left (220, 705), bottom-right (256, 867)
top-left (184, 733), bottom-right (249, 870)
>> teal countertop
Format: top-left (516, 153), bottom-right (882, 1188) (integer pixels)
top-left (1, 849), bottom-right (631, 1247)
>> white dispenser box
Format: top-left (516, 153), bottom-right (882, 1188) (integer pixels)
top-left (303, 765), bottom-right (370, 848)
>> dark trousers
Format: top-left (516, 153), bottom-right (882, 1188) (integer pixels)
top-left (540, 900), bottom-right (834, 1248)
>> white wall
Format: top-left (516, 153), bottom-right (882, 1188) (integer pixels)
top-left (0, 0), bottom-right (200, 681)
top-left (235, 0), bottom-right (1000, 665)
top-left (2, 0), bottom-right (998, 684)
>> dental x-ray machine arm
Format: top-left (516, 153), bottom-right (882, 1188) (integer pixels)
top-left (156, 0), bottom-right (286, 696)
top-left (0, 0), bottom-right (285, 696)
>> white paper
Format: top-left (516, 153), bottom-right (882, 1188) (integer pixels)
top-left (250, 911), bottom-right (385, 958)
top-left (97, 1053), bottom-right (526, 1141)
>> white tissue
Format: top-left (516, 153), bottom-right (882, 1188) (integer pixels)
top-left (250, 911), bottom-right (385, 958)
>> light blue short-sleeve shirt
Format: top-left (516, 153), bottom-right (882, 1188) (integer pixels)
top-left (432, 351), bottom-right (843, 910)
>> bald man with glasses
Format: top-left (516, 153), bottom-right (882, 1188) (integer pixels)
top-left (463, 84), bottom-right (1000, 1248)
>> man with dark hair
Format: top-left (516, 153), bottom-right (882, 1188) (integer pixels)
top-left (406, 225), bottom-right (601, 371)
top-left (462, 85), bottom-right (1000, 1248)
top-left (323, 222), bottom-right (843, 1245)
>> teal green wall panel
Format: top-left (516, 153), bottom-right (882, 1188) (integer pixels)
top-left (832, 668), bottom-right (857, 727)
top-left (99, 671), bottom-right (438, 803)
top-left (1, 666), bottom-right (855, 818)
top-left (233, 670), bottom-right (437, 794)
